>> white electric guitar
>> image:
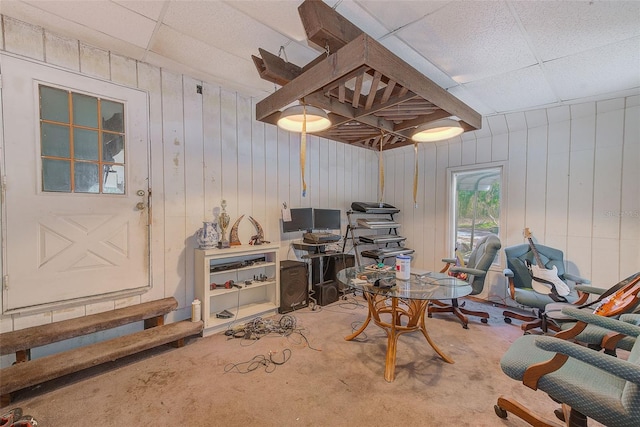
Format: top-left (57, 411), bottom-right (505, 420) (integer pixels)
top-left (524, 228), bottom-right (570, 297)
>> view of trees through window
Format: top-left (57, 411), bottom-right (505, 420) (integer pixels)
top-left (452, 168), bottom-right (501, 258)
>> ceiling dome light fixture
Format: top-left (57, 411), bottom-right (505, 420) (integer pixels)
top-left (277, 105), bottom-right (331, 133)
top-left (411, 118), bottom-right (464, 143)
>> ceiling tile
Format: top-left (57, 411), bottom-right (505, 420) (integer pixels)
top-left (161, 1), bottom-right (317, 68)
top-left (22, 0), bottom-right (156, 48)
top-left (327, 0), bottom-right (388, 40)
top-left (114, 0), bottom-right (167, 21)
top-left (462, 65), bottom-right (558, 114)
top-left (446, 84), bottom-right (495, 116)
top-left (225, 0), bottom-right (307, 42)
top-left (396, 1), bottom-right (537, 83)
top-left (353, 0), bottom-right (448, 34)
top-left (149, 25), bottom-right (272, 96)
top-left (512, 0), bottom-right (640, 61)
top-left (1, 1), bottom-right (148, 61)
top-left (544, 37), bottom-right (640, 102)
top-left (378, 36), bottom-right (456, 90)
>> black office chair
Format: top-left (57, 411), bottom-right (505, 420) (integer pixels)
top-left (429, 234), bottom-right (501, 328)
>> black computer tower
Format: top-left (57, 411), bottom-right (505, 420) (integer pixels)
top-left (279, 260), bottom-right (309, 313)
top-left (326, 253), bottom-right (355, 290)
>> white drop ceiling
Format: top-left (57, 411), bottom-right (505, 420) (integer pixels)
top-left (1, 0), bottom-right (639, 117)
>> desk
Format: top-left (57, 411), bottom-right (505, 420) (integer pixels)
top-left (337, 266), bottom-right (472, 382)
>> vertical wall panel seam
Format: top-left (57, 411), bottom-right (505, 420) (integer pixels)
top-left (159, 69), bottom-right (167, 295)
top-left (181, 74), bottom-right (188, 308)
top-left (543, 109), bottom-right (550, 248)
top-left (589, 104), bottom-right (597, 276)
top-left (201, 83), bottom-right (206, 218)
top-left (617, 99), bottom-right (628, 278)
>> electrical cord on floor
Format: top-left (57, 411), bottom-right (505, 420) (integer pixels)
top-left (223, 349), bottom-right (292, 374)
top-left (225, 314), bottom-right (322, 351)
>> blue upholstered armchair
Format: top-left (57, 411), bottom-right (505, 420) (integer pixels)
top-left (496, 306), bottom-right (640, 427)
top-left (501, 243), bottom-right (592, 332)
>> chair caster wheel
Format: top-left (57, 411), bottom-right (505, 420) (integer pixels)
top-left (494, 405), bottom-right (508, 419)
top-left (504, 317), bottom-right (512, 324)
top-left (481, 318), bottom-right (488, 324)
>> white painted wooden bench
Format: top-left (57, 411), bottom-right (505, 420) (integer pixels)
top-left (0, 297), bottom-right (202, 401)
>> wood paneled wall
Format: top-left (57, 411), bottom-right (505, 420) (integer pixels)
top-left (384, 96), bottom-right (639, 302)
top-left (0, 16), bottom-right (378, 332)
top-left (1, 15), bottom-right (638, 333)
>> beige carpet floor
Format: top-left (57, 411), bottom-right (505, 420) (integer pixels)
top-left (4, 296), bottom-right (609, 426)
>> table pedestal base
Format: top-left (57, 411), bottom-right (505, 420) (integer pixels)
top-left (345, 293), bottom-right (454, 382)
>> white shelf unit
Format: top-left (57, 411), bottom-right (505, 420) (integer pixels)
top-left (194, 243), bottom-right (280, 336)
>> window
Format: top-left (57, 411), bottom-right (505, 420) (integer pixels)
top-left (450, 167), bottom-right (502, 259)
top-left (39, 85), bottom-right (126, 194)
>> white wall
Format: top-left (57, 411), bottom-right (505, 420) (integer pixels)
top-left (384, 96), bottom-right (640, 304)
top-left (1, 14), bottom-right (638, 338)
top-left (0, 16), bottom-right (377, 338)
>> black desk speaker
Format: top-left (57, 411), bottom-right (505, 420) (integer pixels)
top-left (279, 260), bottom-right (308, 313)
top-left (313, 280), bottom-right (339, 306)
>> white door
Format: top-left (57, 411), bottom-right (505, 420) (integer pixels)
top-left (1, 54), bottom-right (151, 312)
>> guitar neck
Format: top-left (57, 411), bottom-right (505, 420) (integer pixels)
top-left (527, 237), bottom-right (545, 267)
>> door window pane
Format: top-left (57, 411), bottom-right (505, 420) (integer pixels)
top-left (103, 165), bottom-right (125, 194)
top-left (74, 162), bottom-right (99, 193)
top-left (40, 86), bottom-right (69, 123)
top-left (72, 93), bottom-right (98, 128)
top-left (452, 168), bottom-right (501, 259)
top-left (102, 101), bottom-right (124, 132)
top-left (39, 84), bottom-right (126, 195)
top-left (42, 159), bottom-right (71, 192)
top-left (102, 134), bottom-right (124, 162)
top-left (41, 123), bottom-right (70, 158)
top-left (73, 128), bottom-right (99, 160)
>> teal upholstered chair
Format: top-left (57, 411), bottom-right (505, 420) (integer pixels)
top-left (502, 243), bottom-right (592, 332)
top-left (496, 306), bottom-right (640, 427)
top-left (429, 234), bottom-right (501, 329)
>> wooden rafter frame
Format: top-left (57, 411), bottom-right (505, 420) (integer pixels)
top-left (253, 0), bottom-right (482, 150)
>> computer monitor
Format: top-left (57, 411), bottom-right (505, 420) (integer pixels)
top-left (313, 208), bottom-right (341, 231)
top-left (282, 207), bottom-right (313, 233)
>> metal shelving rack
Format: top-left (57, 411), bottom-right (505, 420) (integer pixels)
top-left (342, 205), bottom-right (414, 267)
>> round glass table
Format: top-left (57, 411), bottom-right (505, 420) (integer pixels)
top-left (337, 266), bottom-right (472, 382)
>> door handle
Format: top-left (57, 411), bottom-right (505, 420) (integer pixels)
top-left (136, 189), bottom-right (147, 211)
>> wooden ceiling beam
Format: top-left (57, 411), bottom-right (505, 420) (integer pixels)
top-left (255, 0), bottom-right (482, 149)
top-left (298, 0), bottom-right (364, 54)
top-left (364, 71), bottom-right (382, 110)
top-left (251, 48), bottom-right (302, 87)
top-left (256, 34), bottom-right (369, 121)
